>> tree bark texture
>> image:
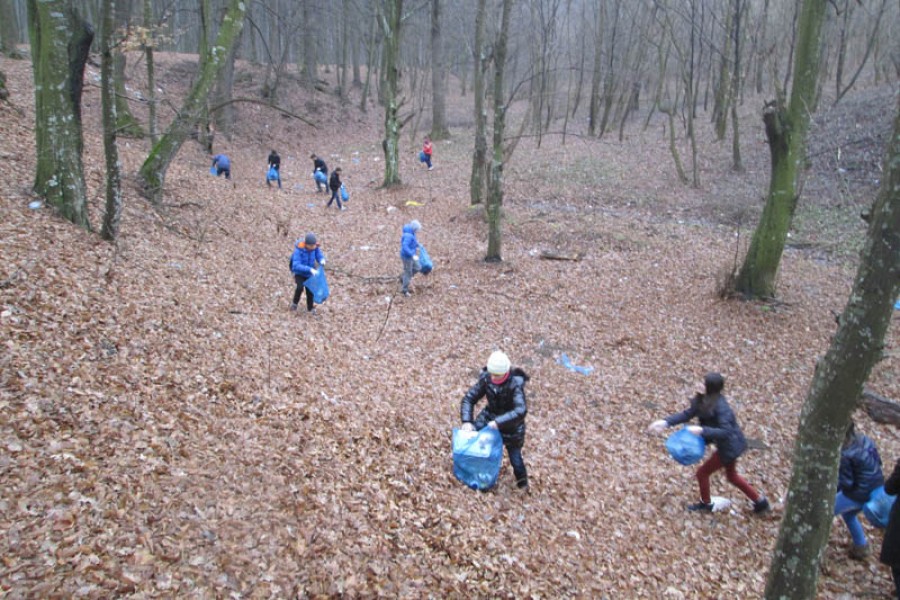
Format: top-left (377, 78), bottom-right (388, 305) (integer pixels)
top-left (138, 0), bottom-right (245, 202)
top-left (27, 0), bottom-right (94, 230)
top-left (429, 0), bottom-right (449, 140)
top-left (0, 0), bottom-right (24, 58)
top-left (469, 0), bottom-right (488, 206)
top-left (100, 0), bottom-right (123, 241)
top-left (112, 0), bottom-right (143, 137)
top-left (764, 93), bottom-right (900, 600)
top-left (736, 0), bottom-right (827, 299)
top-left (486, 0), bottom-right (514, 262)
top-left (380, 0), bottom-right (403, 187)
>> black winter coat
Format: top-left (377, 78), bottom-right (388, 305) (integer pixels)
top-left (838, 433), bottom-right (884, 502)
top-left (460, 367), bottom-right (529, 446)
top-left (329, 171), bottom-right (341, 191)
top-left (665, 393), bottom-right (747, 465)
top-left (313, 157), bottom-right (328, 174)
top-left (880, 459), bottom-right (900, 566)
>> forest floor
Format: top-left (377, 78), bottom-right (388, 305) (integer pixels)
top-left (0, 52), bottom-right (898, 598)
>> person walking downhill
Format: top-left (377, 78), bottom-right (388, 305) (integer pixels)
top-left (290, 233), bottom-right (326, 315)
top-left (267, 149), bottom-right (282, 189)
top-left (311, 153), bottom-right (328, 192)
top-left (460, 350), bottom-right (530, 491)
top-left (422, 136), bottom-right (434, 170)
top-left (327, 168), bottom-right (344, 211)
top-left (648, 372), bottom-right (771, 515)
top-left (399, 220), bottom-right (422, 296)
top-left (835, 421), bottom-right (884, 560)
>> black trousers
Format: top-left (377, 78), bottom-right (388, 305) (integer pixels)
top-left (292, 274), bottom-right (314, 310)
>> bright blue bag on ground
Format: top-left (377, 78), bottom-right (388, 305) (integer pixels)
top-left (313, 170), bottom-right (327, 184)
top-left (863, 486), bottom-right (896, 528)
top-left (209, 165), bottom-right (217, 175)
top-left (419, 150), bottom-right (427, 163)
top-left (665, 427), bottom-right (706, 466)
top-left (418, 245), bottom-right (433, 275)
top-left (303, 269), bottom-right (330, 303)
top-left (452, 427), bottom-right (503, 491)
top-left (267, 166), bottom-right (278, 181)
top-left (340, 184), bottom-right (349, 202)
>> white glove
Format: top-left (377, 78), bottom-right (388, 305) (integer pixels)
top-left (413, 255), bottom-right (420, 261)
top-left (687, 425), bottom-right (703, 436)
top-left (648, 419), bottom-right (668, 434)
top-left (461, 423), bottom-right (475, 432)
top-left (319, 259), bottom-right (326, 266)
top-left (310, 269), bottom-right (318, 276)
top-left (488, 421), bottom-right (498, 430)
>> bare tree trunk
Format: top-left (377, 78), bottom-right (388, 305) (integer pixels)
top-left (0, 0), bottom-right (25, 58)
top-left (587, 1), bottom-right (603, 136)
top-left (142, 0), bottom-right (157, 144)
top-left (212, 30), bottom-right (239, 139)
top-left (100, 0), bottom-right (123, 241)
top-left (469, 0), bottom-right (488, 206)
top-left (834, 0), bottom-right (888, 104)
top-left (764, 93), bottom-right (900, 600)
top-left (713, 2), bottom-right (734, 141)
top-left (27, 0), bottom-right (93, 230)
top-left (379, 0), bottom-right (404, 187)
top-left (302, 0), bottom-right (317, 88)
top-left (430, 0), bottom-right (450, 139)
top-left (730, 0), bottom-right (744, 172)
top-left (485, 0), bottom-right (514, 263)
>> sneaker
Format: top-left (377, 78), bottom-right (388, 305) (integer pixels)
top-left (753, 497), bottom-right (771, 515)
top-left (428, 166), bottom-right (434, 171)
top-left (340, 206), bottom-right (346, 211)
top-left (401, 290), bottom-right (410, 297)
top-left (289, 303), bottom-right (298, 311)
top-left (308, 308), bottom-right (318, 316)
top-left (687, 501), bottom-right (714, 513)
top-left (849, 544), bottom-right (870, 561)
top-left (516, 477), bottom-right (529, 490)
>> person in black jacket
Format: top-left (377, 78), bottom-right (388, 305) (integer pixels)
top-left (460, 351), bottom-right (530, 490)
top-left (327, 168), bottom-right (344, 211)
top-left (880, 458), bottom-right (900, 596)
top-left (649, 372), bottom-right (770, 514)
top-left (267, 149), bottom-right (281, 189)
top-left (836, 422), bottom-right (884, 560)
top-left (311, 153), bottom-right (328, 192)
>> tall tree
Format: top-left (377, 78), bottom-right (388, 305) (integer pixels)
top-left (113, 0), bottom-right (144, 137)
top-left (764, 94), bottom-right (900, 600)
top-left (485, 0), bottom-right (514, 262)
top-left (734, 0), bottom-right (828, 298)
top-left (430, 0), bottom-right (450, 140)
top-left (141, 0), bottom-right (158, 144)
top-left (138, 0), bottom-right (245, 202)
top-left (0, 0), bottom-right (24, 58)
top-left (469, 0), bottom-right (489, 206)
top-left (379, 0), bottom-right (406, 187)
top-left (100, 0), bottom-right (123, 241)
top-left (26, 0), bottom-right (94, 229)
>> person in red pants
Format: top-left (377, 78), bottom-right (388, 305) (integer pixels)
top-left (649, 372), bottom-right (770, 514)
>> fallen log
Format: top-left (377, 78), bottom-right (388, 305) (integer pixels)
top-left (539, 251), bottom-right (583, 262)
top-left (862, 388), bottom-right (900, 427)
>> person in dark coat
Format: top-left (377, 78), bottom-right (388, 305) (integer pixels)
top-left (327, 168), bottom-right (344, 211)
top-left (311, 153), bottom-right (328, 192)
top-left (649, 372), bottom-right (770, 514)
top-left (267, 149), bottom-right (281, 189)
top-left (880, 458), bottom-right (900, 597)
top-left (836, 422), bottom-right (884, 560)
top-left (460, 351), bottom-right (530, 490)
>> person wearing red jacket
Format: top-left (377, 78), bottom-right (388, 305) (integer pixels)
top-left (422, 136), bottom-right (433, 170)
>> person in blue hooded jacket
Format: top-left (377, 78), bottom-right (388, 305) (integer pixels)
top-left (399, 220), bottom-right (422, 296)
top-left (460, 350), bottom-right (530, 490)
top-left (211, 154), bottom-right (231, 179)
top-left (836, 421), bottom-right (884, 560)
top-left (649, 372), bottom-right (770, 515)
top-left (290, 233), bottom-right (326, 314)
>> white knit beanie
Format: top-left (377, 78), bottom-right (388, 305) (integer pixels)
top-left (486, 351), bottom-right (511, 376)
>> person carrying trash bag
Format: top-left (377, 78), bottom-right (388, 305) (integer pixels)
top-left (311, 153), bottom-right (328, 192)
top-left (267, 149), bottom-right (282, 189)
top-left (835, 421), bottom-right (884, 560)
top-left (460, 350), bottom-right (530, 491)
top-left (648, 372), bottom-right (770, 515)
top-left (327, 168), bottom-right (344, 211)
top-left (289, 232), bottom-right (326, 315)
top-left (399, 220), bottom-right (423, 296)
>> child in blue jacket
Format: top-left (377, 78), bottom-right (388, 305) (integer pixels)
top-left (836, 422), bottom-right (884, 560)
top-left (399, 220), bottom-right (421, 296)
top-left (290, 233), bottom-right (326, 314)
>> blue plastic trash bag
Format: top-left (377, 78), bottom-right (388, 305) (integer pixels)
top-left (895, 299), bottom-right (900, 310)
top-left (267, 166), bottom-right (278, 181)
top-left (863, 486), bottom-right (896, 528)
top-left (313, 170), bottom-right (327, 184)
top-left (557, 353), bottom-right (594, 375)
top-left (419, 150), bottom-right (427, 163)
top-left (665, 427), bottom-right (706, 466)
top-left (209, 165), bottom-right (217, 175)
top-left (452, 427), bottom-right (503, 491)
top-left (340, 184), bottom-right (349, 202)
top-left (418, 245), bottom-right (433, 275)
top-left (303, 269), bottom-right (330, 304)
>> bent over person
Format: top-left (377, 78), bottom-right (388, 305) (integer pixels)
top-left (460, 351), bottom-right (530, 491)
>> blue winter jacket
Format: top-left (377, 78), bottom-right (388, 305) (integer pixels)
top-left (290, 241), bottom-right (324, 277)
top-left (399, 224), bottom-right (419, 259)
top-left (839, 433), bottom-right (884, 502)
top-left (665, 393), bottom-right (747, 465)
top-left (212, 154), bottom-right (230, 170)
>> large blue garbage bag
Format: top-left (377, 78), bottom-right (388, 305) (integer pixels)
top-left (267, 166), bottom-right (279, 181)
top-left (340, 184), bottom-right (350, 202)
top-left (863, 486), bottom-right (896, 529)
top-left (665, 427), bottom-right (706, 466)
top-left (313, 170), bottom-right (327, 184)
top-left (303, 269), bottom-right (330, 303)
top-left (419, 150), bottom-right (427, 163)
top-left (418, 245), bottom-right (433, 275)
top-left (452, 427), bottom-right (503, 491)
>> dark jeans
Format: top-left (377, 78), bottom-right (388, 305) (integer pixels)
top-left (424, 154), bottom-right (432, 168)
top-left (217, 167), bottom-right (231, 180)
top-left (893, 566), bottom-right (900, 599)
top-left (327, 188), bottom-right (342, 209)
top-left (267, 169), bottom-right (281, 189)
top-left (292, 274), bottom-right (314, 310)
top-left (474, 412), bottom-right (527, 485)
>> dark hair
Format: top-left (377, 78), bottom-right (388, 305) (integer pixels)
top-left (704, 372), bottom-right (725, 395)
top-left (310, 153), bottom-right (317, 159)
